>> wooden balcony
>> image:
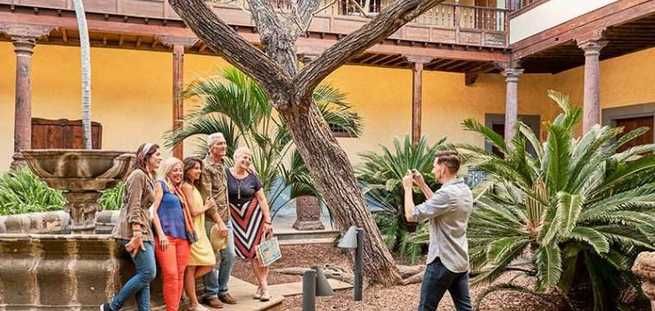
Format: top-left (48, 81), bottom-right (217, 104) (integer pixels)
top-left (0, 0), bottom-right (509, 48)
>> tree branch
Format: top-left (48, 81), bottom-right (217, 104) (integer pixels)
top-left (297, 0), bottom-right (322, 29)
top-left (168, 0), bottom-right (293, 96)
top-left (294, 0), bottom-right (445, 99)
top-left (247, 0), bottom-right (300, 76)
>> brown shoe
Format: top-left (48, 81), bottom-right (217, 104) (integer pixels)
top-left (218, 293), bottom-right (237, 305)
top-left (202, 297), bottom-right (223, 309)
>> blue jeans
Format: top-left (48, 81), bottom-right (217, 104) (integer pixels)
top-left (111, 240), bottom-right (157, 311)
top-left (418, 258), bottom-right (472, 311)
top-left (203, 220), bottom-right (235, 297)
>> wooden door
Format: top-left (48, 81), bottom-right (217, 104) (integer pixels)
top-left (491, 123), bottom-right (504, 157)
top-left (615, 116), bottom-right (654, 152)
top-left (31, 118), bottom-right (102, 149)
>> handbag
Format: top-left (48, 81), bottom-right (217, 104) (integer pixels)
top-left (209, 224), bottom-right (228, 252)
top-left (256, 236), bottom-right (282, 267)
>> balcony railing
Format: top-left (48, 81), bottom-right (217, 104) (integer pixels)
top-left (506, 0), bottom-right (548, 17)
top-left (1, 0), bottom-right (509, 47)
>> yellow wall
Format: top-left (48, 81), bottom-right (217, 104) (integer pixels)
top-left (2, 42), bottom-right (654, 171)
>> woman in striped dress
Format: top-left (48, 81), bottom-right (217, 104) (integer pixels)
top-left (227, 147), bottom-right (273, 301)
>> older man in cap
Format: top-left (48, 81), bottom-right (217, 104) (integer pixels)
top-left (200, 133), bottom-right (237, 307)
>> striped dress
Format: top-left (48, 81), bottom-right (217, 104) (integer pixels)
top-left (226, 169), bottom-right (265, 260)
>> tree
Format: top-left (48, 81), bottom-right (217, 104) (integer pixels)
top-left (167, 0), bottom-right (445, 284)
top-left (72, 0), bottom-right (92, 149)
top-left (461, 91), bottom-right (655, 310)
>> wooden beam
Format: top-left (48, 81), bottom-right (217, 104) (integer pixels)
top-left (61, 28), bottom-right (67, 42)
top-left (411, 61), bottom-right (423, 145)
top-left (465, 71), bottom-right (479, 86)
top-left (371, 54), bottom-right (397, 65)
top-left (360, 53), bottom-right (381, 64)
top-left (512, 0), bottom-right (655, 59)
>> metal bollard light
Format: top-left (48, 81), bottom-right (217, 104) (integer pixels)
top-left (338, 225), bottom-right (364, 301)
top-left (354, 228), bottom-right (364, 301)
top-left (302, 270), bottom-right (317, 311)
top-left (303, 267), bottom-right (334, 311)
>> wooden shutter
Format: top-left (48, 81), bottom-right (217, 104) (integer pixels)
top-left (31, 118), bottom-right (102, 149)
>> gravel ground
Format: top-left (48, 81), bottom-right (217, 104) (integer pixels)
top-left (282, 273), bottom-right (560, 311)
top-left (232, 243), bottom-right (564, 311)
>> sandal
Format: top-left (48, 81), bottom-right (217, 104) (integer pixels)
top-left (259, 289), bottom-right (271, 302)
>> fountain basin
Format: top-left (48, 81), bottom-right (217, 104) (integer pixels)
top-left (21, 150), bottom-right (134, 232)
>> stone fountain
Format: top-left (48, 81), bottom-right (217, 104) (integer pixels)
top-left (0, 149), bottom-right (164, 311)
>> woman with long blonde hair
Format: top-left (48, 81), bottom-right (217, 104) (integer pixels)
top-left (151, 157), bottom-right (196, 311)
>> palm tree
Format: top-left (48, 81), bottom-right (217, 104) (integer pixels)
top-left (460, 91), bottom-right (655, 310)
top-left (164, 68), bottom-right (362, 212)
top-left (357, 136), bottom-right (445, 263)
top-left (73, 0), bottom-right (92, 149)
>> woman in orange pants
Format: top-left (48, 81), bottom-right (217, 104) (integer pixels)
top-left (151, 157), bottom-right (196, 311)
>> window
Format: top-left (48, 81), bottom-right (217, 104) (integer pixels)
top-left (31, 118), bottom-right (102, 149)
top-left (329, 123), bottom-right (357, 138)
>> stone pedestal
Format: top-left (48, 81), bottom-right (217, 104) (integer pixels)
top-left (293, 195), bottom-right (325, 231)
top-left (632, 252), bottom-right (655, 310)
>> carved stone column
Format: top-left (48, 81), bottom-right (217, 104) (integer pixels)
top-left (501, 64), bottom-right (524, 144)
top-left (158, 36), bottom-right (198, 159)
top-left (577, 38), bottom-right (607, 133)
top-left (405, 55), bottom-right (433, 145)
top-left (0, 24), bottom-right (52, 158)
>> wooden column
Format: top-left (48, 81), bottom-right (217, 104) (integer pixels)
top-left (406, 55), bottom-right (433, 145)
top-left (0, 24), bottom-right (52, 153)
top-left (577, 38), bottom-right (607, 133)
top-left (502, 65), bottom-right (524, 144)
top-left (158, 36), bottom-right (198, 159)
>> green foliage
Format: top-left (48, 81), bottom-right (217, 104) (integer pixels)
top-left (357, 135), bottom-right (445, 263)
top-left (98, 182), bottom-right (125, 211)
top-left (164, 68), bottom-right (362, 214)
top-left (461, 90), bottom-right (655, 310)
top-left (0, 168), bottom-right (66, 215)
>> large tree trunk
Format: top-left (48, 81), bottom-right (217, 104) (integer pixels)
top-left (281, 100), bottom-right (401, 285)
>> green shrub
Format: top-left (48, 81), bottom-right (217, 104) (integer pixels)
top-left (461, 91), bottom-right (655, 310)
top-left (99, 182), bottom-right (125, 211)
top-left (358, 135), bottom-right (445, 264)
top-left (0, 168), bottom-right (66, 215)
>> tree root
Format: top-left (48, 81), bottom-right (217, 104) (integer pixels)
top-left (273, 264), bottom-right (354, 284)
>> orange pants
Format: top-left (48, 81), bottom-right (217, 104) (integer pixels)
top-left (155, 236), bottom-right (190, 311)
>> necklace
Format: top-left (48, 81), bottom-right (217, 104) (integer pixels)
top-left (232, 168), bottom-right (247, 200)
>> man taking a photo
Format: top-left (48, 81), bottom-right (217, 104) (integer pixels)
top-left (402, 151), bottom-right (473, 311)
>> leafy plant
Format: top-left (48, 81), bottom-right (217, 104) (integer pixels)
top-left (164, 68), bottom-right (362, 215)
top-left (98, 182), bottom-right (125, 211)
top-left (461, 91), bottom-right (655, 310)
top-left (357, 135), bottom-right (445, 263)
top-left (0, 168), bottom-right (66, 215)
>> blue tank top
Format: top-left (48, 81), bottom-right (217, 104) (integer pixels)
top-left (157, 181), bottom-right (187, 240)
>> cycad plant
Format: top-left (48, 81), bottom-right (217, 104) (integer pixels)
top-left (165, 68), bottom-right (362, 211)
top-left (0, 168), bottom-right (66, 215)
top-left (357, 136), bottom-right (445, 263)
top-left (461, 91), bottom-right (655, 310)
